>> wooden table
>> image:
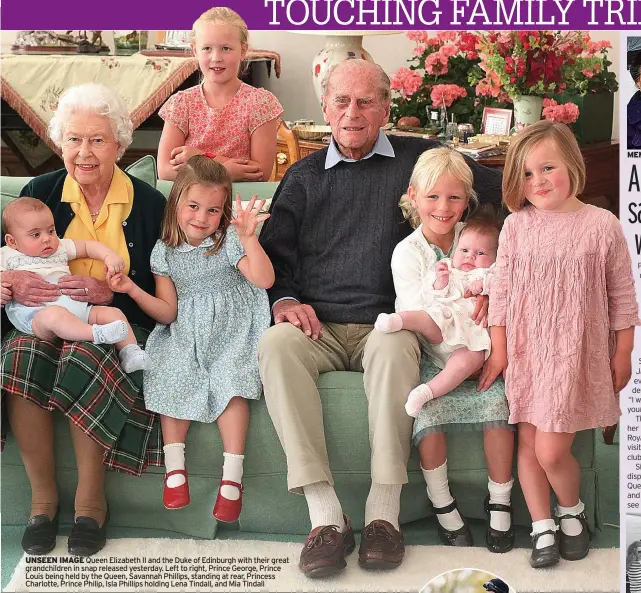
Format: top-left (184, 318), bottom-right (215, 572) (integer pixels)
top-left (275, 136), bottom-right (620, 216)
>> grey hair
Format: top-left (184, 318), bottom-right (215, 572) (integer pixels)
top-left (48, 83), bottom-right (133, 158)
top-left (321, 59), bottom-right (391, 103)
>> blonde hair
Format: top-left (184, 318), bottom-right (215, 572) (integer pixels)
top-left (2, 197), bottom-right (51, 235)
top-left (502, 120), bottom-right (586, 212)
top-left (400, 147), bottom-right (478, 229)
top-left (191, 7), bottom-right (249, 51)
top-left (161, 155), bottom-right (233, 255)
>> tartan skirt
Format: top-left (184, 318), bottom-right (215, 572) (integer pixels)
top-left (1, 328), bottom-right (163, 476)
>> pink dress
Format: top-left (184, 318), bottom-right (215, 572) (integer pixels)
top-left (488, 204), bottom-right (639, 432)
top-left (159, 83), bottom-right (283, 159)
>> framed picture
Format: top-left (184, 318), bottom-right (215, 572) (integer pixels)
top-left (481, 107), bottom-right (513, 136)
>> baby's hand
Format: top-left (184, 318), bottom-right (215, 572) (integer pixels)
top-left (107, 272), bottom-right (135, 295)
top-left (433, 261), bottom-right (450, 290)
top-left (466, 279), bottom-right (484, 295)
top-left (104, 254), bottom-right (124, 276)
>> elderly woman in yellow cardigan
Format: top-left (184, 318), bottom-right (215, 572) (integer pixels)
top-left (1, 82), bottom-right (165, 557)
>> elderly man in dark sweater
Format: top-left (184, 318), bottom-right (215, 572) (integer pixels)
top-left (258, 60), bottom-right (502, 578)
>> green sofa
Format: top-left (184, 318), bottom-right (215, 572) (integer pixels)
top-left (0, 171), bottom-right (600, 541)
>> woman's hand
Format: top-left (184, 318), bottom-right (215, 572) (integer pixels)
top-left (103, 254), bottom-right (125, 276)
top-left (1, 281), bottom-right (12, 306)
top-left (477, 350), bottom-right (507, 392)
top-left (58, 275), bottom-right (113, 305)
top-left (231, 195), bottom-right (270, 238)
top-left (465, 292), bottom-right (489, 327)
top-left (2, 270), bottom-right (59, 307)
top-left (169, 145), bottom-right (203, 170)
top-left (224, 158), bottom-right (264, 182)
top-left (611, 349), bottom-right (633, 393)
top-left (107, 272), bottom-right (136, 296)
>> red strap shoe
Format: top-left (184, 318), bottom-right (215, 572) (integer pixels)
top-left (163, 469), bottom-right (190, 510)
top-left (213, 480), bottom-right (243, 523)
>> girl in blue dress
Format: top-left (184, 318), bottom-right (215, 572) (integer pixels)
top-left (108, 155), bottom-right (273, 522)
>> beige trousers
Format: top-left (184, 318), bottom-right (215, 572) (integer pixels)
top-left (258, 322), bottom-right (420, 493)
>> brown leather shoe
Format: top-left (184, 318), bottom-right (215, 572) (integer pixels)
top-left (358, 520), bottom-right (405, 569)
top-left (299, 515), bottom-right (356, 578)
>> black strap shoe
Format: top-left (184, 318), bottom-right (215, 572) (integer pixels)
top-left (68, 508), bottom-right (109, 557)
top-left (530, 529), bottom-right (560, 568)
top-left (433, 499), bottom-right (473, 546)
top-left (21, 506), bottom-right (60, 555)
top-left (557, 511), bottom-right (591, 561)
top-left (484, 495), bottom-right (515, 553)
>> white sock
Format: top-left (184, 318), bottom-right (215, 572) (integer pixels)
top-left (422, 462), bottom-right (464, 531)
top-left (220, 452), bottom-right (244, 501)
top-left (119, 344), bottom-right (150, 373)
top-left (406, 384), bottom-right (434, 417)
top-left (303, 481), bottom-right (345, 531)
top-left (374, 313), bottom-right (403, 333)
top-left (92, 320), bottom-right (127, 344)
top-left (164, 443), bottom-right (186, 488)
top-left (531, 519), bottom-right (558, 549)
top-left (365, 483), bottom-right (401, 530)
top-left (488, 478), bottom-right (513, 532)
top-left (556, 500), bottom-right (585, 536)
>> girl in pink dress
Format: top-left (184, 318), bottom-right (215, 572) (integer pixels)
top-left (157, 7), bottom-right (283, 182)
top-left (480, 120), bottom-right (639, 568)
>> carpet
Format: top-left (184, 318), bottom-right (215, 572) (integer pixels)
top-left (4, 536), bottom-right (618, 593)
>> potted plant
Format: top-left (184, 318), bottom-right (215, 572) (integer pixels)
top-left (390, 31), bottom-right (510, 135)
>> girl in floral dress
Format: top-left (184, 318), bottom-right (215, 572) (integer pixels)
top-left (108, 155), bottom-right (274, 523)
top-left (157, 7), bottom-right (283, 182)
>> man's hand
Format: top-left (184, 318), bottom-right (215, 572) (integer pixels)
top-left (273, 300), bottom-right (323, 340)
top-left (465, 292), bottom-right (488, 327)
top-left (477, 351), bottom-right (507, 392)
top-left (58, 275), bottom-right (113, 305)
top-left (1, 281), bottom-right (11, 306)
top-left (3, 270), bottom-right (59, 307)
top-left (611, 349), bottom-right (633, 393)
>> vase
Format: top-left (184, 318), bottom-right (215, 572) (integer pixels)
top-left (512, 95), bottom-right (543, 131)
top-left (553, 92), bottom-right (614, 145)
top-left (311, 35), bottom-right (373, 106)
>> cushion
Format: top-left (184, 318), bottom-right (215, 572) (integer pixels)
top-left (125, 155), bottom-right (157, 188)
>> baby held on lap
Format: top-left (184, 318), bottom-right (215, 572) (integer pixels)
top-left (1, 197), bottom-right (149, 373)
top-left (376, 222), bottom-right (498, 416)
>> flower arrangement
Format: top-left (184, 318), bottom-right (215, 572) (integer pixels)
top-left (471, 31), bottom-right (618, 100)
top-left (390, 31), bottom-right (510, 131)
top-left (542, 98), bottom-right (580, 124)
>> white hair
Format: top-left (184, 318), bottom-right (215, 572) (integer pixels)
top-left (48, 83), bottom-right (133, 158)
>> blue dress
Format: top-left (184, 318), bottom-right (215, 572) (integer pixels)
top-left (143, 227), bottom-right (271, 422)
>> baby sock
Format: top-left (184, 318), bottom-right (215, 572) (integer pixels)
top-left (92, 320), bottom-right (127, 344)
top-left (119, 344), bottom-right (150, 373)
top-left (422, 462), bottom-right (464, 531)
top-left (488, 477), bottom-right (513, 532)
top-left (220, 452), bottom-right (244, 501)
top-left (405, 384), bottom-right (434, 417)
top-left (374, 313), bottom-right (404, 333)
top-left (531, 519), bottom-right (558, 549)
top-left (556, 500), bottom-right (585, 536)
top-left (164, 443), bottom-right (186, 488)
top-left (365, 483), bottom-right (402, 530)
top-left (303, 481), bottom-right (346, 532)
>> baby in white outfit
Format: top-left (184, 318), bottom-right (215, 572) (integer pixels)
top-left (1, 197), bottom-right (149, 373)
top-left (376, 221), bottom-right (498, 417)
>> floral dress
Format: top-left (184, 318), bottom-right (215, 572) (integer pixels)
top-left (159, 83), bottom-right (283, 159)
top-left (143, 227), bottom-right (271, 422)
